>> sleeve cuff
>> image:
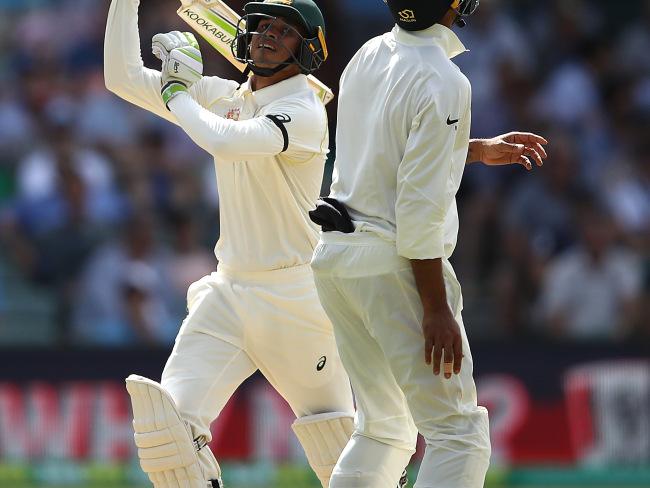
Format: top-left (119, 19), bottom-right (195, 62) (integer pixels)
top-left (397, 225), bottom-right (445, 260)
top-left (162, 82), bottom-right (188, 110)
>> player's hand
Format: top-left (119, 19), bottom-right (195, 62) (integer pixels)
top-left (474, 132), bottom-right (548, 170)
top-left (422, 305), bottom-right (463, 379)
top-left (152, 31), bottom-right (203, 108)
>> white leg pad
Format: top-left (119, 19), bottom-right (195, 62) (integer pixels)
top-left (292, 412), bottom-right (355, 488)
top-left (126, 375), bottom-right (222, 488)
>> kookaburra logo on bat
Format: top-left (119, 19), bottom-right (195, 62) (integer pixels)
top-left (398, 9), bottom-right (416, 21)
top-left (180, 8), bottom-right (235, 45)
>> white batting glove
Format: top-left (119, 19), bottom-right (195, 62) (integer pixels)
top-left (152, 31), bottom-right (203, 108)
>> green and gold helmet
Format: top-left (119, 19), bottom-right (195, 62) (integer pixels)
top-left (233, 0), bottom-right (328, 77)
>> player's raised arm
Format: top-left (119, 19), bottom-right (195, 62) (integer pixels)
top-left (168, 93), bottom-right (326, 162)
top-left (104, 0), bottom-right (181, 123)
top-left (160, 8), bottom-right (328, 163)
top-left (104, 0), bottom-right (231, 124)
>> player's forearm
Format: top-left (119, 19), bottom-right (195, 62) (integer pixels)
top-left (465, 139), bottom-right (484, 164)
top-left (169, 92), bottom-right (284, 159)
top-left (410, 258), bottom-right (450, 313)
top-left (169, 93), bottom-right (235, 156)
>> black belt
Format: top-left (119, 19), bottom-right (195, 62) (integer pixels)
top-left (308, 197), bottom-right (354, 233)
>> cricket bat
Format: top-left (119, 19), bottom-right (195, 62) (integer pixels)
top-left (176, 0), bottom-right (334, 105)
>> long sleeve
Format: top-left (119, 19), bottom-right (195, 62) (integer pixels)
top-left (395, 87), bottom-right (470, 260)
top-left (104, 0), bottom-right (178, 124)
top-left (168, 91), bottom-right (327, 162)
top-left (104, 0), bottom-right (235, 125)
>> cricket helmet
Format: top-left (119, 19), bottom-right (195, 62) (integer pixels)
top-left (233, 0), bottom-right (328, 76)
top-left (384, 0), bottom-right (479, 31)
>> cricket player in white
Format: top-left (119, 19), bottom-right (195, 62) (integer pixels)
top-left (310, 1), bottom-right (548, 487)
top-left (104, 1), bottom-right (357, 487)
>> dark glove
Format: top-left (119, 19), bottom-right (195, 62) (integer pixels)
top-left (308, 197), bottom-right (354, 233)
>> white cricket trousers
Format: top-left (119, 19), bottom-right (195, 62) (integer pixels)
top-left (161, 263), bottom-right (354, 444)
top-left (311, 232), bottom-right (491, 488)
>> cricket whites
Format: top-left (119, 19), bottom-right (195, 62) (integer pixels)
top-left (177, 0), bottom-right (335, 105)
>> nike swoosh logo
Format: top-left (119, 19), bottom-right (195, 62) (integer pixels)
top-left (447, 116), bottom-right (459, 125)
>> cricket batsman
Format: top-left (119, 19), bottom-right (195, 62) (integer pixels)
top-left (104, 1), bottom-right (357, 487)
top-left (309, 0), bottom-right (548, 487)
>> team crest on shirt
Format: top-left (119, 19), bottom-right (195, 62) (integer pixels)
top-left (226, 107), bottom-right (241, 121)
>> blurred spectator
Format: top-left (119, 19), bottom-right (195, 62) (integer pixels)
top-left (615, 1), bottom-right (650, 75)
top-left (76, 70), bottom-right (139, 146)
top-left (504, 134), bottom-right (583, 260)
top-left (165, 209), bottom-right (216, 317)
top-left (14, 98), bottom-right (123, 234)
top-left (455, 0), bottom-right (533, 138)
top-left (71, 213), bottom-right (178, 346)
top-left (120, 129), bottom-right (175, 214)
top-left (603, 142), bottom-right (650, 248)
top-left (491, 225), bottom-right (545, 338)
top-left (0, 0), bottom-right (648, 345)
top-left (0, 91), bottom-right (36, 160)
top-left (13, 166), bottom-right (109, 335)
top-left (122, 261), bottom-right (176, 347)
top-left (532, 37), bottom-right (605, 129)
top-left (640, 262), bottom-right (650, 339)
top-left (537, 202), bottom-right (642, 341)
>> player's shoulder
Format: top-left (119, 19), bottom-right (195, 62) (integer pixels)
top-left (406, 61), bottom-right (470, 119)
top-left (416, 54), bottom-right (471, 99)
top-left (262, 86), bottom-right (326, 121)
top-left (362, 32), bottom-right (392, 51)
top-left (258, 90), bottom-right (328, 146)
top-left (354, 32), bottom-right (395, 61)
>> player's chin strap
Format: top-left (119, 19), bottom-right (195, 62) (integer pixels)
top-left (246, 57), bottom-right (294, 77)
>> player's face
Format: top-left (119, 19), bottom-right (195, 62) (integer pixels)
top-left (250, 16), bottom-right (303, 69)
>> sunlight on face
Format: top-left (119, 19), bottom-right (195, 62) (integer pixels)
top-left (249, 16), bottom-right (303, 68)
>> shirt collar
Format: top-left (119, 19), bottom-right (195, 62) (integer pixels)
top-left (392, 24), bottom-right (467, 59)
top-left (237, 74), bottom-right (310, 106)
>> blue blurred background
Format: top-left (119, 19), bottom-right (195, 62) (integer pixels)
top-left (0, 0), bottom-right (648, 487)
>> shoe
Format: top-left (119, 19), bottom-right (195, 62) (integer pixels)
top-left (397, 468), bottom-right (408, 487)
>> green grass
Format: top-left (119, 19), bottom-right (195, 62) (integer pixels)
top-left (6, 485), bottom-right (650, 488)
top-left (2, 464), bottom-right (649, 488)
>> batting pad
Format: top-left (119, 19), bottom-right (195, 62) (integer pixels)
top-left (125, 375), bottom-right (219, 488)
top-left (292, 412), bottom-right (355, 488)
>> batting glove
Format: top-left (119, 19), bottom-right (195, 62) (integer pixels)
top-left (152, 31), bottom-right (203, 108)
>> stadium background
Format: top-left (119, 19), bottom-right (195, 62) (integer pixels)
top-left (0, 0), bottom-right (648, 487)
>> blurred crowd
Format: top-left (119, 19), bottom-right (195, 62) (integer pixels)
top-left (0, 0), bottom-right (647, 347)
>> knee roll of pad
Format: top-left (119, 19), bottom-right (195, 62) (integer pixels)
top-left (126, 374), bottom-right (222, 488)
top-left (292, 412), bottom-right (355, 487)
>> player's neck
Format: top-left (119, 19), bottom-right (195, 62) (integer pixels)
top-left (250, 66), bottom-right (301, 92)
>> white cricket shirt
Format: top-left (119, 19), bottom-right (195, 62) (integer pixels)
top-left (105, 0), bottom-right (328, 271)
top-left (330, 24), bottom-right (471, 260)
